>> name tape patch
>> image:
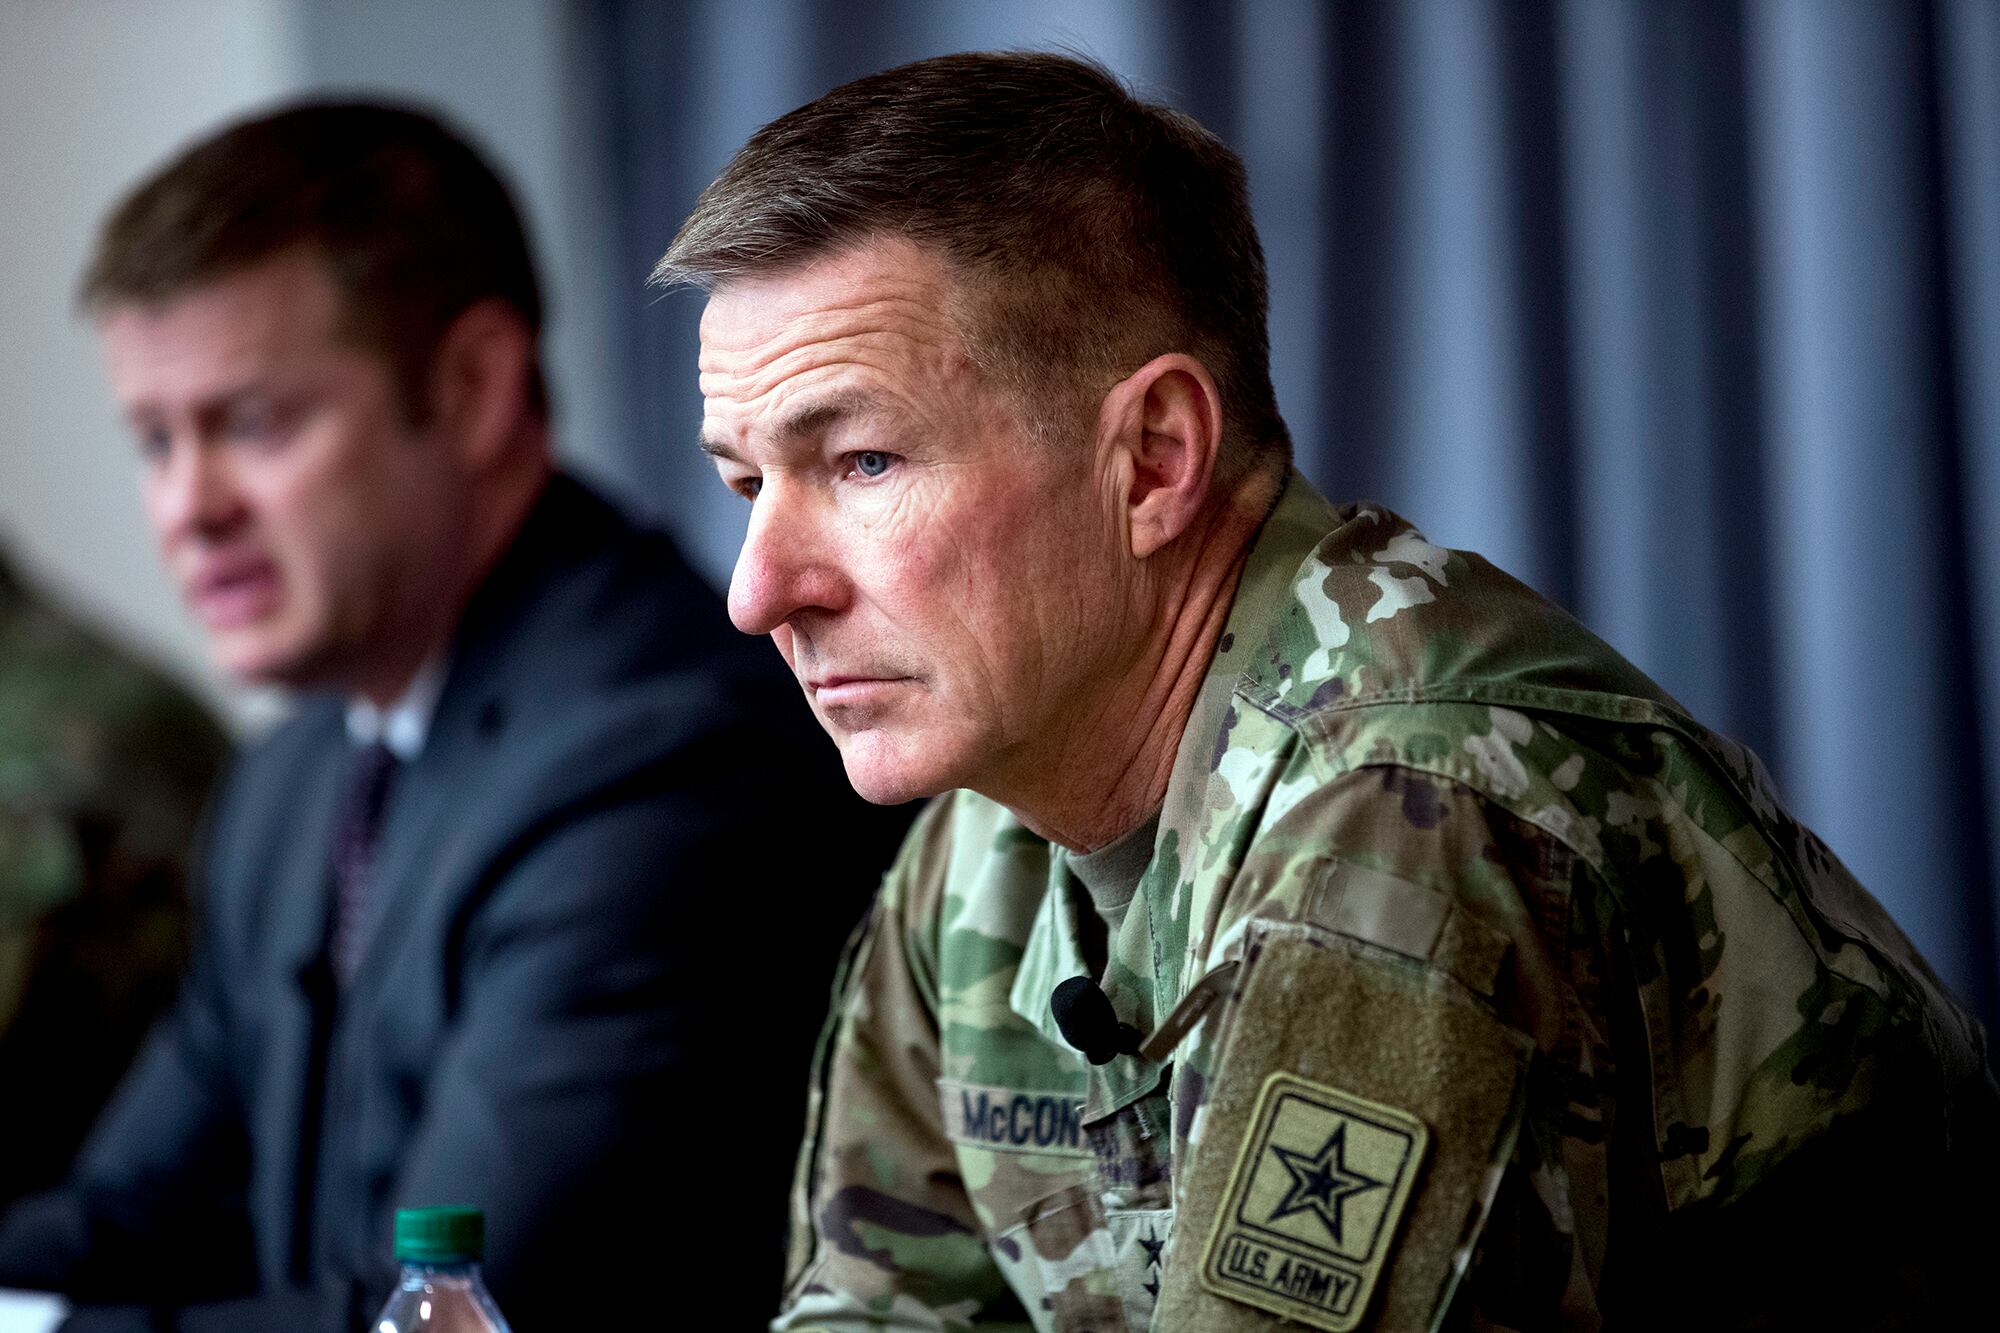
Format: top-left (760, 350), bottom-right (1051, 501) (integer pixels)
top-left (1199, 1071), bottom-right (1429, 1331)
top-left (936, 1079), bottom-right (1090, 1157)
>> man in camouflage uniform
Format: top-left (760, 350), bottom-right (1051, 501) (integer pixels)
top-left (662, 52), bottom-right (1999, 1331)
top-left (0, 551), bottom-right (226, 1209)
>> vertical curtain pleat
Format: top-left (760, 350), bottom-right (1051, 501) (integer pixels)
top-left (1939, 0), bottom-right (2000, 1020)
top-left (1745, 0), bottom-right (1991, 1007)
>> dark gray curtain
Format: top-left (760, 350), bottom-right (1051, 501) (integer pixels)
top-left (588, 0), bottom-right (2000, 1028)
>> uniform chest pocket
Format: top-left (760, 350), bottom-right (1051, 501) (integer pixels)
top-left (1080, 1065), bottom-right (1176, 1214)
top-left (937, 1079), bottom-right (1117, 1331)
top-left (1157, 911), bottom-right (1534, 1333)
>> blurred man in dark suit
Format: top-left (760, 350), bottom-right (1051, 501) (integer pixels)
top-left (0, 101), bottom-right (905, 1332)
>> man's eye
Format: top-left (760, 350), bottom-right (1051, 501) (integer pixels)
top-left (736, 476), bottom-right (763, 502)
top-left (134, 426), bottom-right (172, 463)
top-left (852, 451), bottom-right (894, 479)
top-left (226, 405), bottom-right (285, 446)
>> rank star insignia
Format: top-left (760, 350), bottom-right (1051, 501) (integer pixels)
top-left (1268, 1124), bottom-right (1383, 1243)
top-left (1140, 1226), bottom-right (1165, 1269)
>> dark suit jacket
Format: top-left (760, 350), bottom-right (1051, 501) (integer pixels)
top-left (0, 476), bottom-right (909, 1331)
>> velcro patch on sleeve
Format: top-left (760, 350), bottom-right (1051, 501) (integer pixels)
top-left (1154, 927), bottom-right (1531, 1333)
top-left (1199, 1072), bottom-right (1428, 1330)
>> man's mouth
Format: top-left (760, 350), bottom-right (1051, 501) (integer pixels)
top-left (186, 557), bottom-right (280, 630)
top-left (807, 675), bottom-right (913, 708)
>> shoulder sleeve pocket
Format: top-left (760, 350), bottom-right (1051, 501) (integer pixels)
top-left (1158, 915), bottom-right (1533, 1332)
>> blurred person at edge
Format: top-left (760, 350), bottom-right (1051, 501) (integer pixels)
top-left (0, 101), bottom-right (908, 1332)
top-left (660, 52), bottom-right (2000, 1333)
top-left (0, 550), bottom-right (227, 1213)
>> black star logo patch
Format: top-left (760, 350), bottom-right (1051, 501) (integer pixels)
top-left (1267, 1123), bottom-right (1384, 1244)
top-left (1198, 1066), bottom-right (1433, 1328)
top-left (1139, 1226), bottom-right (1165, 1269)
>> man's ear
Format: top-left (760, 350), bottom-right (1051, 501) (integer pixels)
top-left (427, 298), bottom-right (535, 470)
top-left (1096, 353), bottom-right (1225, 559)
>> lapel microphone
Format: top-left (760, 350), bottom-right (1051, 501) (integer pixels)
top-left (1051, 976), bottom-right (1143, 1065)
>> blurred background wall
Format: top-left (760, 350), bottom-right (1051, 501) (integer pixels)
top-left (2, 0), bottom-right (1995, 1025)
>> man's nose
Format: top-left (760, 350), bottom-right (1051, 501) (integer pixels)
top-left (149, 440), bottom-right (246, 542)
top-left (728, 480), bottom-right (843, 636)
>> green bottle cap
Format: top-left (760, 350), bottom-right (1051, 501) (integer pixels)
top-left (394, 1206), bottom-right (484, 1263)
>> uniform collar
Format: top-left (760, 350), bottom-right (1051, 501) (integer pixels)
top-left (1156, 469), bottom-right (1342, 863)
top-left (1008, 470), bottom-right (1341, 1077)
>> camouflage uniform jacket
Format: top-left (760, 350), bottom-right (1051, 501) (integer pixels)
top-left (0, 555), bottom-right (228, 1204)
top-left (775, 472), bottom-right (1996, 1332)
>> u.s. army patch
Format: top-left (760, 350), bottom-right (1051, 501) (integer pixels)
top-left (1199, 1071), bottom-right (1429, 1331)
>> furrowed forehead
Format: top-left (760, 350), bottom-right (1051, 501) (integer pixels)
top-left (699, 387), bottom-right (900, 461)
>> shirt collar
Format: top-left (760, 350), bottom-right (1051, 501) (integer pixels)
top-left (344, 657), bottom-right (448, 761)
top-left (1066, 805), bottom-right (1162, 921)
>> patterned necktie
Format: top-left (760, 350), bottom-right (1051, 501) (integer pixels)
top-left (330, 740), bottom-right (398, 984)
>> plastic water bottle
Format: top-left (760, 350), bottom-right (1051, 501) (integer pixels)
top-left (370, 1206), bottom-right (514, 1333)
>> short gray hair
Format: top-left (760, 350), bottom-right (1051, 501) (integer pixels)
top-left (655, 51), bottom-right (1289, 474)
